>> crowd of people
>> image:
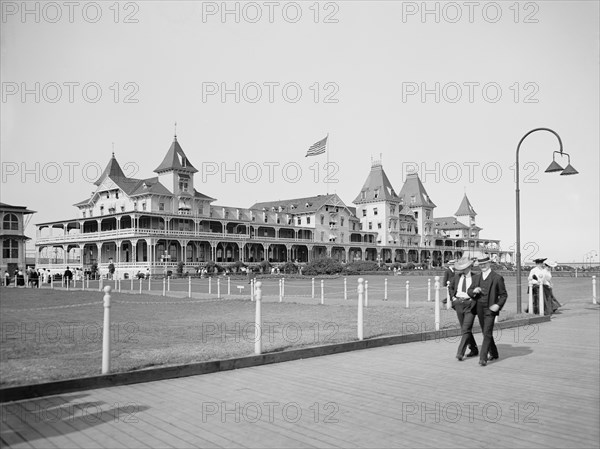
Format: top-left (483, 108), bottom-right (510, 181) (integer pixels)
top-left (3, 266), bottom-right (87, 288)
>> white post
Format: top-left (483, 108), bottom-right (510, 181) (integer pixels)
top-left (344, 277), bottom-right (347, 300)
top-left (427, 279), bottom-right (431, 302)
top-left (365, 280), bottom-right (369, 307)
top-left (357, 278), bottom-right (364, 341)
top-left (118, 278), bottom-right (121, 293)
top-left (130, 277), bottom-right (133, 291)
top-left (67, 279), bottom-right (70, 291)
top-left (139, 278), bottom-right (142, 294)
top-left (282, 278), bottom-right (285, 298)
top-left (167, 276), bottom-right (171, 292)
top-left (279, 279), bottom-right (283, 302)
top-left (434, 276), bottom-right (440, 331)
top-left (250, 278), bottom-right (255, 301)
top-left (405, 280), bottom-right (410, 308)
top-left (86, 277), bottom-right (89, 290)
top-left (446, 281), bottom-right (451, 310)
top-left (148, 276), bottom-right (151, 291)
top-left (384, 278), bottom-right (388, 301)
top-left (254, 281), bottom-right (262, 355)
top-left (539, 280), bottom-right (545, 316)
top-left (188, 276), bottom-right (192, 298)
top-left (227, 277), bottom-right (231, 296)
top-left (82, 276), bottom-right (85, 291)
top-left (575, 268), bottom-right (578, 278)
top-left (102, 286), bottom-right (112, 374)
top-left (320, 279), bottom-right (324, 305)
top-left (162, 278), bottom-right (166, 297)
top-left (217, 278), bottom-right (221, 299)
top-left (209, 277), bottom-right (212, 295)
top-left (312, 278), bottom-right (315, 299)
top-left (98, 277), bottom-right (103, 292)
top-left (528, 280), bottom-right (534, 314)
top-left (592, 276), bottom-right (597, 305)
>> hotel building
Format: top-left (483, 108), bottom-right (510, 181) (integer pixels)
top-left (34, 135), bottom-right (512, 276)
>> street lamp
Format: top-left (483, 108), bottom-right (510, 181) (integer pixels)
top-left (515, 128), bottom-right (578, 313)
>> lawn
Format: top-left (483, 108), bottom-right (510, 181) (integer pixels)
top-left (0, 274), bottom-right (594, 387)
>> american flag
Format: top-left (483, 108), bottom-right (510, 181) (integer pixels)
top-left (305, 136), bottom-right (327, 157)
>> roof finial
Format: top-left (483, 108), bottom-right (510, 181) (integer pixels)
top-left (112, 142), bottom-right (115, 158)
top-left (174, 121), bottom-right (177, 140)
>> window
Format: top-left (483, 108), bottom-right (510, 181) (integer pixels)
top-left (390, 205), bottom-right (396, 214)
top-left (3, 214), bottom-right (18, 230)
top-left (426, 211), bottom-right (431, 219)
top-left (320, 231), bottom-right (324, 242)
top-left (2, 239), bottom-right (18, 259)
top-left (374, 189), bottom-right (380, 198)
top-left (121, 206), bottom-right (125, 212)
top-left (368, 222), bottom-right (372, 230)
top-left (297, 217), bottom-right (302, 225)
top-left (414, 211), bottom-right (419, 218)
top-left (373, 207), bottom-right (378, 216)
top-left (362, 209), bottom-right (367, 217)
top-left (179, 174), bottom-right (189, 192)
top-left (100, 206), bottom-right (105, 215)
top-left (142, 203), bottom-right (146, 211)
top-left (341, 233), bottom-right (344, 243)
top-left (106, 192), bottom-right (110, 199)
top-left (83, 211), bottom-right (86, 218)
top-left (159, 203), bottom-right (165, 211)
top-left (307, 217), bottom-right (311, 225)
top-left (377, 223), bottom-right (382, 229)
top-left (320, 215), bottom-right (324, 225)
top-left (115, 191), bottom-right (119, 199)
top-left (340, 217), bottom-right (344, 226)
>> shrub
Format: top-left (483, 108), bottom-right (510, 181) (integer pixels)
top-left (176, 261), bottom-right (184, 276)
top-left (342, 261), bottom-right (380, 275)
top-left (259, 260), bottom-right (271, 273)
top-left (281, 261), bottom-right (298, 274)
top-left (403, 262), bottom-right (416, 270)
top-left (303, 258), bottom-right (344, 275)
top-left (233, 260), bottom-right (247, 273)
top-left (205, 261), bottom-right (223, 274)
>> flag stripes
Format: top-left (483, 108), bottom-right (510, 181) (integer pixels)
top-left (305, 136), bottom-right (327, 157)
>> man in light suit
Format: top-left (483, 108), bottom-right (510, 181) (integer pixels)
top-left (449, 257), bottom-right (479, 360)
top-left (468, 256), bottom-right (508, 366)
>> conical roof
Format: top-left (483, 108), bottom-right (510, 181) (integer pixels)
top-left (154, 136), bottom-right (198, 174)
top-left (353, 161), bottom-right (400, 204)
top-left (94, 153), bottom-right (127, 186)
top-left (398, 173), bottom-right (436, 208)
top-left (455, 194), bottom-right (477, 216)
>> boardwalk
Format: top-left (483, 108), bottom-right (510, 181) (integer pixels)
top-left (1, 302), bottom-right (599, 448)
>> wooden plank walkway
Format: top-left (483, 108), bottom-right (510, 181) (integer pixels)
top-left (1, 304), bottom-right (598, 448)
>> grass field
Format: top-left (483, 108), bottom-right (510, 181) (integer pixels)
top-left (0, 274), bottom-right (595, 387)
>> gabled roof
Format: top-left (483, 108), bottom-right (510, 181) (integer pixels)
top-left (434, 216), bottom-right (469, 230)
top-left (251, 194), bottom-right (349, 214)
top-left (193, 189), bottom-right (216, 202)
top-left (154, 136), bottom-right (198, 174)
top-left (94, 154), bottom-right (127, 186)
top-left (455, 194), bottom-right (477, 216)
top-left (0, 202), bottom-right (35, 214)
top-left (398, 173), bottom-right (436, 208)
top-left (353, 161), bottom-right (400, 204)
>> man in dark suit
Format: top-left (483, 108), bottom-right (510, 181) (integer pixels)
top-left (449, 257), bottom-right (479, 360)
top-left (441, 259), bottom-right (456, 305)
top-left (468, 256), bottom-right (508, 366)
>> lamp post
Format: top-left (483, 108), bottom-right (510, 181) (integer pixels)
top-left (515, 128), bottom-right (578, 313)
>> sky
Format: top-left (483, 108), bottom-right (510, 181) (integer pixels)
top-left (1, 0), bottom-right (599, 263)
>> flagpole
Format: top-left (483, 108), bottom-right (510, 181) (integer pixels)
top-left (326, 132), bottom-right (330, 195)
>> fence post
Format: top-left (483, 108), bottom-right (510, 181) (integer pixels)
top-left (312, 278), bottom-right (315, 299)
top-left (227, 277), bottom-right (231, 296)
top-left (162, 278), bottom-right (166, 297)
top-left (539, 280), bottom-right (545, 316)
top-left (321, 279), bottom-right (324, 305)
top-left (446, 281), bottom-right (451, 310)
top-left (344, 277), bottom-right (347, 300)
top-left (167, 276), bottom-right (171, 292)
top-left (102, 286), bottom-right (112, 374)
top-left (592, 276), bottom-right (597, 305)
top-left (189, 276), bottom-right (192, 298)
top-left (357, 278), bottom-right (364, 341)
top-left (118, 278), bottom-right (121, 293)
top-left (427, 278), bottom-right (431, 302)
top-left (98, 277), bottom-right (103, 292)
top-left (250, 278), bottom-right (255, 301)
top-left (279, 279), bottom-right (283, 302)
top-left (254, 281), bottom-right (262, 355)
top-left (148, 276), bottom-right (151, 291)
top-left (365, 280), bottom-right (369, 307)
top-left (528, 280), bottom-right (534, 314)
top-left (209, 277), bottom-right (212, 295)
top-left (139, 278), bottom-right (142, 294)
top-left (434, 276), bottom-right (440, 331)
top-left (217, 278), bottom-right (221, 299)
top-left (282, 278), bottom-right (285, 299)
top-left (86, 277), bottom-right (89, 290)
top-left (405, 280), bottom-right (409, 308)
top-left (384, 278), bottom-right (388, 301)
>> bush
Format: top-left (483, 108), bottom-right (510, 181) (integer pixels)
top-left (281, 261), bottom-right (298, 274)
top-left (343, 261), bottom-right (380, 274)
top-left (233, 260), bottom-right (247, 273)
top-left (259, 260), bottom-right (271, 273)
top-left (303, 258), bottom-right (344, 275)
top-left (403, 262), bottom-right (416, 270)
top-left (204, 261), bottom-right (223, 274)
top-left (176, 261), bottom-right (184, 276)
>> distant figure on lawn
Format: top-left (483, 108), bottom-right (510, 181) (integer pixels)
top-left (63, 266), bottom-right (73, 287)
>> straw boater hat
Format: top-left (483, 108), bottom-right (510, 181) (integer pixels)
top-left (474, 256), bottom-right (491, 266)
top-left (533, 258), bottom-right (547, 264)
top-left (545, 260), bottom-right (558, 268)
top-left (446, 259), bottom-right (456, 266)
top-left (454, 257), bottom-right (474, 271)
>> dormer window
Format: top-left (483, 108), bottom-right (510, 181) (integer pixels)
top-left (115, 191), bottom-right (119, 199)
top-left (374, 189), bottom-right (380, 198)
top-left (361, 191), bottom-right (366, 200)
top-left (179, 174), bottom-right (189, 192)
